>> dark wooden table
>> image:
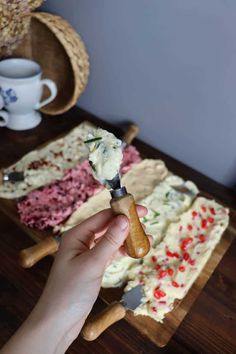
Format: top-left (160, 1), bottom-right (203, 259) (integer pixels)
top-left (0, 106), bottom-right (236, 354)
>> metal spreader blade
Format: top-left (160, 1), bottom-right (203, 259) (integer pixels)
top-left (121, 285), bottom-right (144, 311)
top-left (3, 171), bottom-right (25, 183)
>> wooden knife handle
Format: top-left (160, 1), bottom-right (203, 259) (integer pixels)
top-left (19, 236), bottom-right (59, 268)
top-left (122, 124), bottom-right (139, 145)
top-left (82, 302), bottom-right (126, 341)
top-left (0, 170), bottom-right (3, 185)
top-left (110, 193), bottom-right (150, 258)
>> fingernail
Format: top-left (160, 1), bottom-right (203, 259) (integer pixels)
top-left (116, 215), bottom-right (128, 231)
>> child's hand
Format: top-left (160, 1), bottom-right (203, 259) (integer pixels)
top-left (11, 205), bottom-right (147, 354)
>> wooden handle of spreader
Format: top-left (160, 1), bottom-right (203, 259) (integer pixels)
top-left (110, 193), bottom-right (150, 258)
top-left (0, 170), bottom-right (4, 185)
top-left (19, 236), bottom-right (59, 268)
top-left (82, 302), bottom-right (126, 341)
top-left (122, 124), bottom-right (139, 145)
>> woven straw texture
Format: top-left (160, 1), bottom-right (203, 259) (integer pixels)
top-left (0, 0), bottom-right (31, 56)
top-left (29, 0), bottom-right (44, 11)
top-left (0, 0), bottom-right (45, 57)
top-left (12, 12), bottom-right (90, 115)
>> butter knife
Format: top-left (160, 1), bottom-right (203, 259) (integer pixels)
top-left (82, 285), bottom-right (144, 341)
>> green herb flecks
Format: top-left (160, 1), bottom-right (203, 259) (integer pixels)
top-left (150, 221), bottom-right (159, 225)
top-left (102, 145), bottom-right (108, 154)
top-left (84, 137), bottom-right (102, 144)
top-left (151, 209), bottom-right (160, 218)
top-left (142, 216), bottom-right (148, 223)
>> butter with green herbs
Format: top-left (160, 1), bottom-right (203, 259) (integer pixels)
top-left (85, 128), bottom-right (123, 181)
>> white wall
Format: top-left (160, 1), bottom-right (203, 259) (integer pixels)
top-left (42, 0), bottom-right (236, 189)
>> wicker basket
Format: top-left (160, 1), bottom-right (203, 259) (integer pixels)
top-left (0, 0), bottom-right (31, 56)
top-left (29, 0), bottom-right (44, 11)
top-left (12, 12), bottom-right (90, 115)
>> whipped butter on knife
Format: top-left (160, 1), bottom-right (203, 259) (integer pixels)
top-left (84, 128), bottom-right (123, 182)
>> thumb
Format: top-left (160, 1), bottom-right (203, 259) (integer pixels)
top-left (91, 215), bottom-right (129, 264)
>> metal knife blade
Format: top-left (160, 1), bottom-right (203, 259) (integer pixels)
top-left (172, 185), bottom-right (197, 197)
top-left (121, 284), bottom-right (144, 310)
top-left (2, 171), bottom-right (25, 183)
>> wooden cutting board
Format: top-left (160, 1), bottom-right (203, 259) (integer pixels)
top-left (0, 122), bottom-right (235, 347)
top-left (0, 195), bottom-right (235, 347)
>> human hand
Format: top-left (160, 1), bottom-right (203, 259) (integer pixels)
top-left (5, 205), bottom-right (147, 354)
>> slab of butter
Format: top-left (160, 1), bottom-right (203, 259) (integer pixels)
top-left (0, 121), bottom-right (95, 199)
top-left (124, 197), bottom-right (229, 322)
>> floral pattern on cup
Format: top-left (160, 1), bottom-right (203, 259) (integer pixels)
top-left (0, 87), bottom-right (18, 106)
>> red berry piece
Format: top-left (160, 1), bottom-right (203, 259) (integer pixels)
top-left (207, 216), bottom-right (214, 224)
top-left (209, 207), bottom-right (216, 215)
top-left (159, 290), bottom-right (166, 297)
top-left (179, 265), bottom-right (186, 272)
top-left (155, 264), bottom-right (161, 271)
top-left (201, 206), bottom-right (207, 212)
top-left (183, 252), bottom-right (190, 261)
top-left (151, 306), bottom-right (157, 313)
top-left (187, 237), bottom-right (193, 244)
top-left (159, 301), bottom-right (167, 304)
top-left (167, 268), bottom-right (174, 276)
top-left (181, 237), bottom-right (193, 251)
top-left (187, 224), bottom-right (193, 231)
top-left (166, 250), bottom-right (173, 257)
top-left (159, 270), bottom-right (167, 278)
top-left (181, 243), bottom-right (187, 251)
top-left (189, 259), bottom-right (196, 266)
top-left (192, 211), bottom-right (198, 218)
top-left (172, 281), bottom-right (180, 288)
top-left (154, 288), bottom-right (166, 299)
top-left (151, 256), bottom-right (157, 262)
top-left (179, 225), bottom-right (183, 232)
top-left (201, 219), bottom-right (207, 229)
top-left (199, 234), bottom-right (205, 242)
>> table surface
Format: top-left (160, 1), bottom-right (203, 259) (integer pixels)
top-left (0, 106), bottom-right (236, 354)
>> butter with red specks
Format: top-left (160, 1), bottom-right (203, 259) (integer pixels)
top-left (125, 197), bottom-right (229, 323)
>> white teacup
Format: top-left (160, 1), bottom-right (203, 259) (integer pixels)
top-left (0, 58), bottom-right (57, 130)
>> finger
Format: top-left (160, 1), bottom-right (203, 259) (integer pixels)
top-left (60, 209), bottom-right (114, 256)
top-left (90, 215), bottom-right (129, 265)
top-left (60, 205), bottom-right (147, 257)
top-left (111, 234), bottom-right (153, 261)
top-left (136, 204), bottom-right (148, 217)
top-left (93, 205), bottom-right (148, 240)
top-left (63, 205), bottom-right (146, 245)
